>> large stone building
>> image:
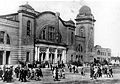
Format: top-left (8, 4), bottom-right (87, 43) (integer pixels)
top-left (94, 45), bottom-right (111, 63)
top-left (0, 3), bottom-right (96, 65)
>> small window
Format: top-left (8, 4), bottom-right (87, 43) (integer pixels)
top-left (81, 55), bottom-right (83, 61)
top-left (80, 26), bottom-right (84, 37)
top-left (97, 50), bottom-right (100, 55)
top-left (76, 55), bottom-right (78, 59)
top-left (81, 46), bottom-right (83, 52)
top-left (71, 55), bottom-right (73, 62)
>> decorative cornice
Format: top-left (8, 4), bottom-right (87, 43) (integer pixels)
top-left (76, 22), bottom-right (94, 25)
top-left (75, 17), bottom-right (96, 22)
top-left (35, 39), bottom-right (67, 47)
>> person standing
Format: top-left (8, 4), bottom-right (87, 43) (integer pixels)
top-left (0, 67), bottom-right (3, 80)
top-left (55, 66), bottom-right (59, 81)
top-left (81, 67), bottom-right (85, 76)
top-left (90, 66), bottom-right (94, 80)
top-left (109, 67), bottom-right (113, 77)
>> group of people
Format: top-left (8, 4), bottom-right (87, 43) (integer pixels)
top-left (52, 66), bottom-right (65, 81)
top-left (0, 64), bottom-right (43, 82)
top-left (0, 66), bottom-right (13, 82)
top-left (51, 61), bottom-right (66, 81)
top-left (68, 65), bottom-right (85, 76)
top-left (90, 64), bottom-right (113, 80)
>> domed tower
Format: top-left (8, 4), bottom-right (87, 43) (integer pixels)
top-left (75, 5), bottom-right (96, 63)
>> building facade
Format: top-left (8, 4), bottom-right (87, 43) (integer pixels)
top-left (111, 57), bottom-right (120, 65)
top-left (94, 45), bottom-right (111, 63)
top-left (0, 3), bottom-right (96, 65)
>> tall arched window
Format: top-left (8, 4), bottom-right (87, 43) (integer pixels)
top-left (27, 20), bottom-right (31, 36)
top-left (39, 25), bottom-right (62, 43)
top-left (42, 29), bottom-right (46, 40)
top-left (6, 34), bottom-right (10, 44)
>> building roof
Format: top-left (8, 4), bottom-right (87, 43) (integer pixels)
top-left (67, 19), bottom-right (75, 24)
top-left (79, 5), bottom-right (91, 15)
top-left (20, 3), bottom-right (34, 10)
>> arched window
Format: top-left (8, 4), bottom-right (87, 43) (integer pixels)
top-left (71, 32), bottom-right (74, 44)
top-left (0, 31), bottom-right (4, 43)
top-left (27, 20), bottom-right (31, 36)
top-left (76, 44), bottom-right (83, 52)
top-left (6, 34), bottom-right (10, 44)
top-left (97, 50), bottom-right (100, 55)
top-left (39, 25), bottom-right (62, 43)
top-left (39, 27), bottom-right (46, 40)
top-left (80, 46), bottom-right (83, 52)
top-left (42, 29), bottom-right (46, 40)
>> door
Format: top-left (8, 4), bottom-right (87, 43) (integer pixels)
top-left (0, 51), bottom-right (3, 65)
top-left (6, 51), bottom-right (10, 64)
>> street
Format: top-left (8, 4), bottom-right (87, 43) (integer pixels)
top-left (0, 67), bottom-right (120, 84)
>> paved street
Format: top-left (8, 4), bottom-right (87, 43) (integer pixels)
top-left (0, 67), bottom-right (120, 84)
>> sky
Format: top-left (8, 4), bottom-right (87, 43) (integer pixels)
top-left (0, 0), bottom-right (120, 56)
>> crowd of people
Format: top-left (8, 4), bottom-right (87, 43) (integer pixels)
top-left (90, 64), bottom-right (113, 80)
top-left (0, 64), bottom-right (43, 82)
top-left (51, 61), bottom-right (66, 81)
top-left (0, 60), bottom-right (114, 83)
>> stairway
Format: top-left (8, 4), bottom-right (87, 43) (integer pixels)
top-left (41, 68), bottom-right (53, 76)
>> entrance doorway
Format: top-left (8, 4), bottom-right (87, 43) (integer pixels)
top-left (6, 51), bottom-right (10, 64)
top-left (57, 54), bottom-right (62, 62)
top-left (0, 51), bottom-right (3, 65)
top-left (49, 53), bottom-right (54, 64)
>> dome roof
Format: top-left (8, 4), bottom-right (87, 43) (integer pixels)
top-left (79, 5), bottom-right (91, 15)
top-left (20, 3), bottom-right (34, 10)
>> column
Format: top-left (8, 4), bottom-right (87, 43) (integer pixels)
top-left (3, 51), bottom-right (6, 65)
top-left (41, 53), bottom-right (43, 62)
top-left (37, 47), bottom-right (40, 61)
top-left (35, 47), bottom-right (38, 61)
top-left (46, 48), bottom-right (49, 61)
top-left (62, 49), bottom-right (66, 63)
top-left (54, 49), bottom-right (57, 64)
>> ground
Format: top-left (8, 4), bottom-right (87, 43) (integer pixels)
top-left (0, 66), bottom-right (120, 84)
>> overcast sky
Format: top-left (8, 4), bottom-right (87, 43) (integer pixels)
top-left (0, 0), bottom-right (120, 56)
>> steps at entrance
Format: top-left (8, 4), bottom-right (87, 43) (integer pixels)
top-left (42, 68), bottom-right (53, 76)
